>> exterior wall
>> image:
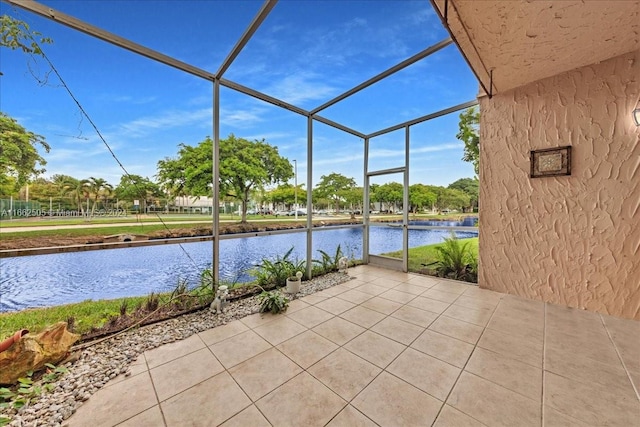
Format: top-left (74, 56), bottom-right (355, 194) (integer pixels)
top-left (479, 50), bottom-right (640, 320)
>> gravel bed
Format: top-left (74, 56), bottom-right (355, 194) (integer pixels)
top-left (1, 272), bottom-right (352, 426)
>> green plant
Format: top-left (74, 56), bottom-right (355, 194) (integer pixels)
top-left (313, 245), bottom-right (343, 275)
top-left (119, 299), bottom-right (129, 316)
top-left (0, 364), bottom-right (67, 415)
top-left (433, 233), bottom-right (477, 282)
top-left (252, 247), bottom-right (306, 287)
top-left (258, 290), bottom-right (289, 314)
top-left (144, 292), bottom-right (159, 312)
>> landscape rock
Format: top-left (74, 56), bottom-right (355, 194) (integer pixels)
top-left (0, 322), bottom-right (80, 384)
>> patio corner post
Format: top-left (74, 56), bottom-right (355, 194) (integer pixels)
top-left (212, 79), bottom-right (220, 285)
top-left (403, 126), bottom-right (410, 273)
top-left (306, 115), bottom-right (313, 280)
top-left (363, 137), bottom-right (370, 264)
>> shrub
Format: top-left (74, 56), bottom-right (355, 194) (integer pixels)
top-left (433, 233), bottom-right (477, 283)
top-left (252, 247), bottom-right (306, 287)
top-left (258, 290), bottom-right (289, 314)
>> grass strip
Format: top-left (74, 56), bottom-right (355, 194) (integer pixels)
top-left (0, 296), bottom-right (151, 339)
top-left (383, 237), bottom-right (478, 272)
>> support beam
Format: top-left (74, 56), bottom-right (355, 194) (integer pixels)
top-left (220, 78), bottom-right (309, 116)
top-left (367, 99), bottom-right (478, 139)
top-left (313, 115), bottom-right (366, 138)
top-left (306, 116), bottom-right (313, 280)
top-left (362, 137), bottom-right (370, 264)
top-left (310, 38), bottom-right (453, 115)
top-left (216, 0), bottom-right (277, 78)
top-left (213, 80), bottom-right (221, 285)
top-left (6, 0), bottom-right (216, 81)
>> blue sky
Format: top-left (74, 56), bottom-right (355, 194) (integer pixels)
top-left (0, 0), bottom-right (479, 190)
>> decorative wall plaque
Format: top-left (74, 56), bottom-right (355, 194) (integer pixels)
top-left (530, 146), bottom-right (571, 178)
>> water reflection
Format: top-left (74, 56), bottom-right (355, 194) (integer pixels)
top-left (0, 227), bottom-right (477, 312)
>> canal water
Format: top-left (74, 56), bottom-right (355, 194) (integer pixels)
top-left (0, 225), bottom-right (477, 312)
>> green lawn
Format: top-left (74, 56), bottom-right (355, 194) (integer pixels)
top-left (384, 237), bottom-right (478, 272)
top-left (0, 296), bottom-right (152, 339)
top-left (0, 223), bottom-right (213, 240)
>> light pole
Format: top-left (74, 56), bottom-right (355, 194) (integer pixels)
top-left (294, 159), bottom-right (298, 220)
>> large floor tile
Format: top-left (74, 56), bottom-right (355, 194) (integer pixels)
top-left (116, 405), bottom-right (165, 427)
top-left (387, 347), bottom-right (460, 401)
top-left (408, 296), bottom-right (451, 314)
top-left (150, 347), bottom-right (224, 402)
top-left (144, 334), bottom-right (205, 369)
top-left (391, 281), bottom-right (427, 295)
top-left (219, 405), bottom-right (271, 427)
top-left (326, 405), bottom-right (378, 427)
top-left (286, 305), bottom-right (334, 328)
top-left (312, 316), bottom-right (366, 346)
top-left (337, 289), bottom-right (374, 304)
top-left (344, 330), bottom-right (406, 368)
top-left (543, 406), bottom-right (597, 427)
top-left (545, 346), bottom-right (632, 394)
top-left (391, 304), bottom-right (438, 328)
top-left (240, 311), bottom-right (282, 328)
top-left (68, 372), bottom-right (158, 427)
top-left (464, 347), bottom-right (541, 401)
top-left (378, 288), bottom-right (416, 304)
top-left (429, 315), bottom-right (484, 344)
top-left (544, 371), bottom-right (639, 426)
top-left (277, 330), bottom-right (338, 369)
top-left (405, 275), bottom-right (440, 288)
top-left (315, 296), bottom-right (356, 315)
top-left (477, 327), bottom-right (543, 368)
top-left (422, 288), bottom-right (460, 303)
top-left (339, 305), bottom-right (386, 328)
top-left (447, 372), bottom-right (540, 427)
top-left (308, 348), bottom-right (381, 401)
top-left (253, 316), bottom-right (307, 346)
top-left (370, 316), bottom-right (424, 345)
top-left (442, 304), bottom-right (493, 327)
top-left (198, 320), bottom-right (249, 346)
top-left (360, 296), bottom-right (403, 315)
top-left (486, 312), bottom-right (544, 342)
top-left (256, 372), bottom-right (346, 427)
top-left (209, 329), bottom-right (272, 369)
top-left (411, 329), bottom-right (475, 368)
top-left (454, 294), bottom-right (500, 312)
top-left (355, 282), bottom-right (389, 296)
top-left (431, 281), bottom-right (470, 295)
top-left (352, 371), bottom-right (442, 427)
top-left (228, 347), bottom-right (302, 400)
top-left (433, 404), bottom-right (487, 427)
top-left (161, 372), bottom-right (251, 426)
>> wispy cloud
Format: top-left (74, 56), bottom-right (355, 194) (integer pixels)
top-left (118, 108), bottom-right (212, 138)
top-left (265, 72), bottom-right (337, 105)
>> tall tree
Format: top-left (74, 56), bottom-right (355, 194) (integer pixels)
top-left (448, 177), bottom-right (478, 212)
top-left (375, 182), bottom-right (403, 213)
top-left (314, 173), bottom-right (356, 214)
top-left (85, 177), bottom-right (113, 217)
top-left (157, 134), bottom-right (293, 223)
top-left (115, 174), bottom-right (163, 211)
top-left (457, 106), bottom-right (480, 175)
top-left (409, 184), bottom-right (437, 213)
top-left (0, 113), bottom-right (50, 195)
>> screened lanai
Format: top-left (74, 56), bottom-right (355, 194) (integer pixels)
top-left (3, 0), bottom-right (479, 284)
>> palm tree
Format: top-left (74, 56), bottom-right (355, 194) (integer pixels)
top-left (85, 177), bottom-right (112, 218)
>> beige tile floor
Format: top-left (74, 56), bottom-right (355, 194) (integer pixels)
top-left (67, 266), bottom-right (640, 427)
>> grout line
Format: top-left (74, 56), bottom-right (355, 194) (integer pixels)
top-left (428, 292), bottom-right (502, 427)
top-left (144, 353), bottom-right (168, 427)
top-left (599, 313), bottom-right (640, 402)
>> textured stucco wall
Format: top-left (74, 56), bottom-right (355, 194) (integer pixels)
top-left (479, 50), bottom-right (640, 320)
